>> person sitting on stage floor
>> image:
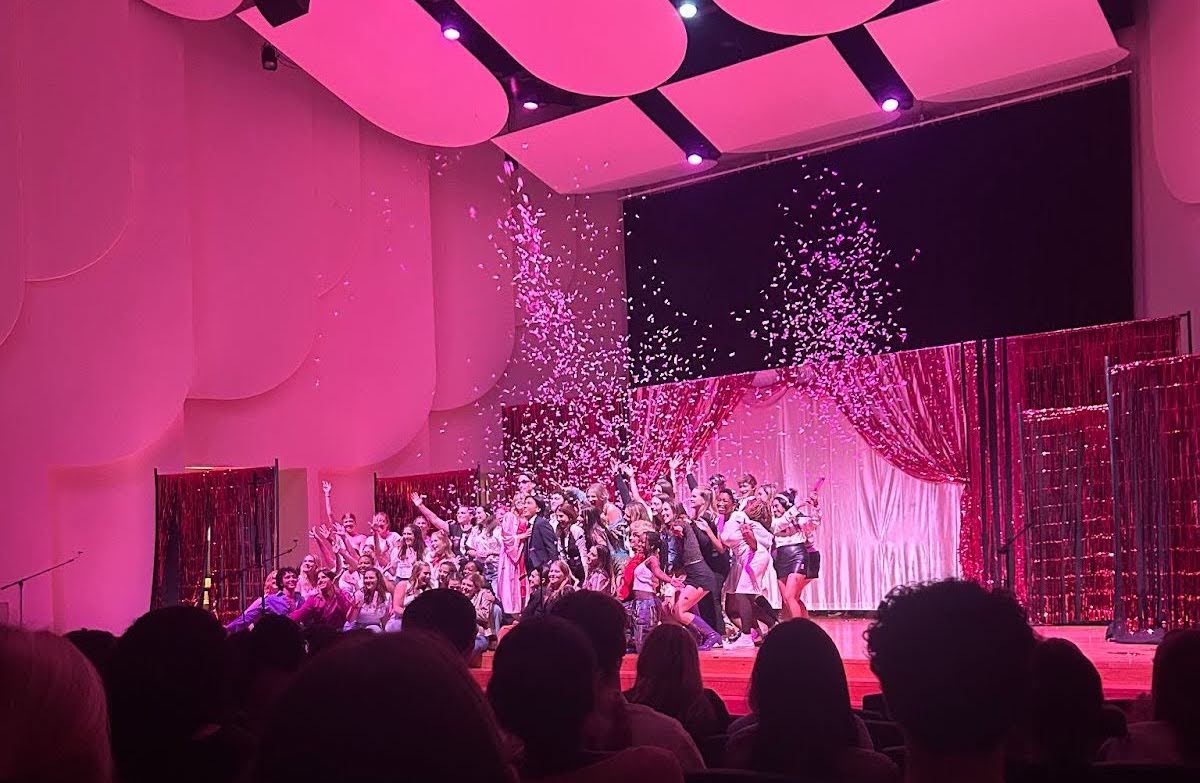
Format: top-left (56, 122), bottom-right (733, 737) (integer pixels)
top-left (522, 561), bottom-right (577, 623)
top-left (489, 617), bottom-right (684, 783)
top-left (427, 531), bottom-right (458, 584)
top-left (866, 579), bottom-right (1035, 783)
top-left (403, 587), bottom-right (488, 665)
top-left (254, 632), bottom-right (513, 783)
top-left (726, 619), bottom-right (896, 782)
top-left (288, 568), bottom-right (352, 632)
top-left (333, 552), bottom-right (371, 597)
top-left (550, 591), bottom-right (705, 773)
top-left (344, 567), bottom-right (390, 633)
top-left (225, 567), bottom-right (303, 633)
top-left (625, 624), bottom-right (730, 747)
top-left (1101, 628), bottom-right (1200, 766)
top-left (462, 571), bottom-right (499, 646)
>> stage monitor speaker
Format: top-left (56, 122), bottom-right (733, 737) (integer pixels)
top-left (255, 0), bottom-right (310, 27)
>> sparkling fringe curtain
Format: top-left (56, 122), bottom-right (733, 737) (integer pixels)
top-left (152, 467), bottom-right (277, 623)
top-left (1019, 406), bottom-right (1114, 623)
top-left (375, 469), bottom-right (479, 531)
top-left (1109, 355), bottom-right (1200, 633)
top-left (501, 397), bottom-right (627, 491)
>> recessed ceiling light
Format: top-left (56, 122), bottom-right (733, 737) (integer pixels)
top-left (678, 2), bottom-right (698, 20)
top-left (442, 25), bottom-right (461, 41)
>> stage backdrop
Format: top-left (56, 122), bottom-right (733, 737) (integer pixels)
top-left (696, 387), bottom-right (961, 611)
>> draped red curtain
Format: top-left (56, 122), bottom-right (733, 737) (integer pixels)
top-left (375, 469), bottom-right (479, 531)
top-left (628, 374), bottom-right (756, 484)
top-left (152, 466), bottom-right (277, 623)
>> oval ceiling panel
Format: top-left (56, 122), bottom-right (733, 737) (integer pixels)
top-left (714, 0), bottom-right (893, 36)
top-left (458, 0), bottom-right (686, 97)
top-left (140, 0), bottom-right (240, 20)
top-left (238, 0), bottom-right (509, 147)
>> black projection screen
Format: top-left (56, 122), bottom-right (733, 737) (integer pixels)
top-left (624, 78), bottom-right (1134, 386)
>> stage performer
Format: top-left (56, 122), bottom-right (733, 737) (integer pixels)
top-left (663, 502), bottom-right (722, 650)
top-left (365, 512), bottom-right (401, 566)
top-left (345, 567), bottom-right (390, 632)
top-left (771, 485), bottom-right (822, 619)
top-left (384, 561), bottom-right (432, 631)
top-left (322, 480), bottom-right (367, 556)
top-left (382, 523), bottom-right (424, 590)
top-left (426, 530), bottom-right (457, 583)
top-left (496, 505), bottom-right (532, 617)
top-left (630, 531), bottom-right (682, 652)
top-left (582, 544), bottom-right (616, 595)
top-left (466, 511), bottom-right (503, 590)
top-left (718, 492), bottom-right (780, 649)
top-left (688, 485), bottom-right (727, 639)
top-left (225, 567), bottom-right (303, 633)
top-left (523, 495), bottom-right (559, 576)
top-left (288, 568), bottom-right (352, 631)
top-left (735, 474), bottom-right (758, 510)
top-left (297, 553), bottom-right (321, 600)
top-left (553, 502), bottom-right (587, 582)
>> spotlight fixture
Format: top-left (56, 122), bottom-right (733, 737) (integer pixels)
top-left (678, 1), bottom-right (699, 19)
top-left (522, 100), bottom-right (540, 111)
top-left (880, 97), bottom-right (900, 113)
top-left (442, 24), bottom-right (461, 41)
top-left (254, 0), bottom-right (310, 28)
top-left (261, 43), bottom-right (278, 71)
top-left (686, 153), bottom-right (704, 166)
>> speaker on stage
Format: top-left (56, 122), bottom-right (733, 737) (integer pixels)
top-left (254, 0), bottom-right (310, 27)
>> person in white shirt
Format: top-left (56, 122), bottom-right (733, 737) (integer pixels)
top-left (770, 489), bottom-right (822, 620)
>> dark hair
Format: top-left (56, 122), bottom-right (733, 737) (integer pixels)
top-left (488, 618), bottom-right (596, 759)
top-left (549, 591), bottom-right (628, 680)
top-left (246, 615), bottom-right (306, 673)
top-left (400, 523), bottom-right (426, 561)
top-left (626, 624), bottom-right (707, 727)
top-left (64, 628), bottom-right (118, 679)
top-left (1026, 638), bottom-right (1105, 765)
top-left (316, 568), bottom-right (338, 584)
top-left (748, 619), bottom-right (857, 774)
top-left (642, 529), bottom-right (663, 556)
top-left (274, 566), bottom-right (299, 590)
top-left (1152, 628), bottom-right (1200, 761)
top-left (108, 607), bottom-right (233, 783)
top-left (866, 579), bottom-right (1035, 754)
top-left (255, 632), bottom-right (511, 783)
top-left (716, 487), bottom-right (737, 506)
top-left (737, 473), bottom-right (758, 488)
top-left (742, 498), bottom-right (770, 527)
top-left (403, 588), bottom-right (478, 658)
top-left (361, 568), bottom-right (388, 607)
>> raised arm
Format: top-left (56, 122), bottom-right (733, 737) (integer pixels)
top-left (322, 480), bottom-right (335, 525)
top-left (410, 493), bottom-right (450, 534)
top-left (224, 596), bottom-right (266, 633)
top-left (312, 525), bottom-right (338, 568)
top-left (668, 455), bottom-right (685, 505)
top-left (625, 464), bottom-right (647, 507)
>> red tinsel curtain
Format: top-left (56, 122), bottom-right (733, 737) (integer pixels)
top-left (375, 469), bottom-right (479, 531)
top-left (1109, 355), bottom-right (1200, 633)
top-left (628, 374), bottom-right (756, 485)
top-left (153, 467), bottom-right (277, 623)
top-left (1019, 405), bottom-right (1114, 624)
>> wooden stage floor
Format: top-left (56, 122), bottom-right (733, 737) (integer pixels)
top-left (471, 619), bottom-right (1154, 715)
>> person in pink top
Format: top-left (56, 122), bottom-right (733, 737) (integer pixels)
top-left (288, 569), bottom-right (352, 631)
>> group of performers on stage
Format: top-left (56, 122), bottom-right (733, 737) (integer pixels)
top-left (225, 459), bottom-right (823, 653)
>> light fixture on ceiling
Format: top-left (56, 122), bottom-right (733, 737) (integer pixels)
top-left (880, 97), bottom-right (900, 112)
top-left (442, 24), bottom-right (462, 41)
top-left (522, 100), bottom-right (540, 111)
top-left (686, 153), bottom-right (705, 166)
top-left (254, 0), bottom-right (310, 27)
top-left (678, 2), bottom-right (699, 20)
top-left (261, 43), bottom-right (278, 71)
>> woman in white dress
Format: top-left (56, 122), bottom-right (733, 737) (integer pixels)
top-left (717, 490), bottom-right (780, 649)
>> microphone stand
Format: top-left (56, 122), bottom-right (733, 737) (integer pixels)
top-left (1, 551), bottom-right (84, 627)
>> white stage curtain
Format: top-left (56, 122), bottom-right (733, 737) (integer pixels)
top-left (697, 388), bottom-right (961, 611)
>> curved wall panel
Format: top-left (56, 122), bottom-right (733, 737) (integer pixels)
top-left (141, 0), bottom-right (240, 20)
top-left (714, 0), bottom-right (892, 36)
top-left (1148, 0), bottom-right (1200, 204)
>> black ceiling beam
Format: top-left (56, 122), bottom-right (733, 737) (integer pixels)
top-left (830, 26), bottom-right (915, 111)
top-left (630, 89), bottom-right (719, 162)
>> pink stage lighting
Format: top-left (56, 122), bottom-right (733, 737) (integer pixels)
top-left (687, 153), bottom-right (704, 166)
top-left (442, 25), bottom-right (461, 41)
top-left (881, 97), bottom-right (900, 112)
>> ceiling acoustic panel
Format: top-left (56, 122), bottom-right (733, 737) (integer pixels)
top-left (457, 0), bottom-right (687, 97)
top-left (238, 0), bottom-right (508, 147)
top-left (140, 0), bottom-right (241, 20)
top-left (714, 0), bottom-right (893, 36)
top-left (660, 38), bottom-right (898, 155)
top-left (867, 0), bottom-right (1128, 104)
top-left (493, 99), bottom-right (715, 194)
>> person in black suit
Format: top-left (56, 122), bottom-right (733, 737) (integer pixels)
top-left (523, 495), bottom-right (560, 576)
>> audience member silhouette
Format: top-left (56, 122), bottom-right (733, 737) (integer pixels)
top-left (866, 579), bottom-right (1036, 783)
top-left (254, 631), bottom-right (514, 783)
top-left (1019, 638), bottom-right (1108, 768)
top-left (0, 625), bottom-right (113, 783)
top-left (64, 627), bottom-right (118, 679)
top-left (549, 590), bottom-right (705, 771)
top-left (402, 586), bottom-right (481, 661)
top-left (107, 606), bottom-right (254, 783)
top-left (624, 624), bottom-right (730, 745)
top-left (725, 618), bottom-right (897, 782)
top-left (488, 617), bottom-right (683, 782)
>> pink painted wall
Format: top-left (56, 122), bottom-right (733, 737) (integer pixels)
top-left (0, 1), bottom-right (624, 632)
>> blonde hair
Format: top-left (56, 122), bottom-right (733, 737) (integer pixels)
top-left (0, 627), bottom-right (113, 783)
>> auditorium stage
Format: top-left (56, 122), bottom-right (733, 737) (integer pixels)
top-left (471, 619), bottom-right (1155, 714)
